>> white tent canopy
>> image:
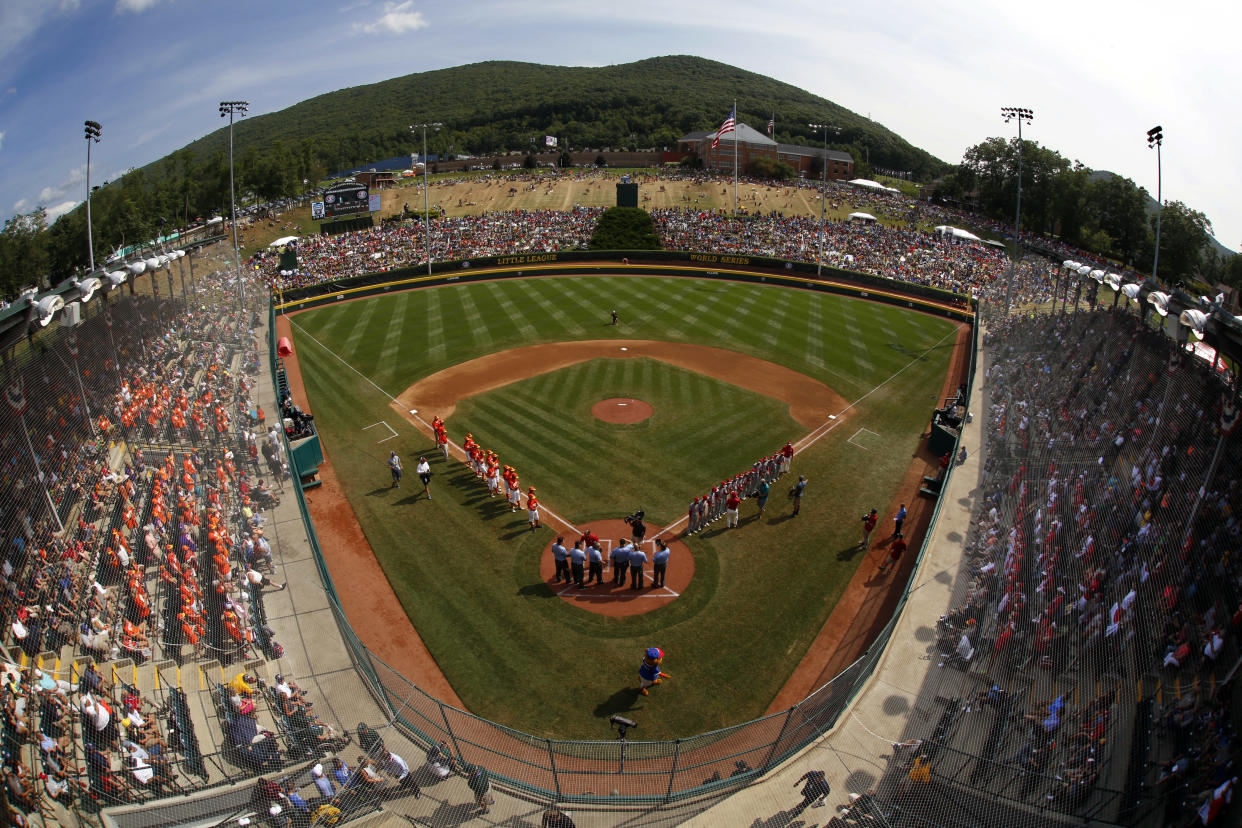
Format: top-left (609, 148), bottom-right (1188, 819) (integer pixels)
top-left (269, 236), bottom-right (300, 248)
top-left (933, 225), bottom-right (981, 241)
top-left (848, 212), bottom-right (878, 223)
top-left (847, 178), bottom-right (900, 195)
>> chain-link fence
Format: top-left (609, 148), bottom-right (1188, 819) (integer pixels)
top-left (266, 276), bottom-right (983, 808)
top-left (8, 251), bottom-right (1234, 826)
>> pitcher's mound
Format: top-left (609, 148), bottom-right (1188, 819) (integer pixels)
top-left (591, 398), bottom-right (653, 424)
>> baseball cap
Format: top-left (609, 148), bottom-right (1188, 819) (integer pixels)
top-left (646, 647), bottom-right (664, 660)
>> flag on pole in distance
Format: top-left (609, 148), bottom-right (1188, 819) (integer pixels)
top-left (712, 107), bottom-right (736, 149)
top-left (767, 116), bottom-right (774, 136)
top-left (545, 135), bottom-right (558, 148)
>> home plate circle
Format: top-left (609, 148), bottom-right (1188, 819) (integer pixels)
top-left (541, 519), bottom-right (693, 616)
top-left (591, 397), bottom-right (653, 424)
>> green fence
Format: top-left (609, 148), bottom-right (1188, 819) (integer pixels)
top-left (267, 262), bottom-right (979, 806)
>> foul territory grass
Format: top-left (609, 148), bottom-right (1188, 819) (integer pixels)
top-left (294, 275), bottom-right (955, 739)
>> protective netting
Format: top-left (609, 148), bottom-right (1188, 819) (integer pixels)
top-left (841, 298), bottom-right (1240, 828)
top-left (4, 242), bottom-right (1238, 828)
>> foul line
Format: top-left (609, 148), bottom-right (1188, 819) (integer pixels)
top-left (288, 318), bottom-right (579, 534)
top-left (654, 323), bottom-right (961, 540)
top-left (291, 317), bottom-right (960, 543)
top-left (556, 587), bottom-right (680, 598)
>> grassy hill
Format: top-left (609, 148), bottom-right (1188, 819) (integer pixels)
top-left (154, 55), bottom-right (947, 185)
top-left (25, 55), bottom-right (951, 290)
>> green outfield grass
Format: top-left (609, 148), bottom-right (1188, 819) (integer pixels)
top-left (294, 275), bottom-right (956, 738)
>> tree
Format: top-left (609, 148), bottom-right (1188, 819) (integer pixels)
top-left (0, 209), bottom-right (50, 296)
top-left (1151, 201), bottom-right (1212, 281)
top-left (589, 207), bottom-right (661, 250)
top-left (522, 153), bottom-right (537, 170)
top-left (747, 156), bottom-right (795, 180)
top-left (1086, 174), bottom-right (1150, 266)
top-left (595, 155), bottom-right (608, 167)
top-left (557, 151), bottom-right (572, 168)
top-left (1221, 253), bottom-right (1242, 291)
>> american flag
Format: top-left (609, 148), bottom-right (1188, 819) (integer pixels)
top-left (712, 107), bottom-right (736, 149)
top-left (767, 116), bottom-right (774, 136)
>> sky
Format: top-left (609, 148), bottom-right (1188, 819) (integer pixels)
top-left (0, 0), bottom-right (1237, 253)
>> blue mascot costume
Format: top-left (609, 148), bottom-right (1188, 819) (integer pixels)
top-left (638, 647), bottom-right (670, 696)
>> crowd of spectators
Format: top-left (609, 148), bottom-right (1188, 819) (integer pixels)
top-left (254, 207), bottom-right (603, 289)
top-left (248, 170), bottom-right (1083, 307)
top-left (927, 303), bottom-right (1239, 820)
top-left (0, 263), bottom-right (316, 819)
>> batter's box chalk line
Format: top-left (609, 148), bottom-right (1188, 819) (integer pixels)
top-left (847, 427), bottom-right (882, 451)
top-left (557, 587), bottom-right (679, 598)
top-left (362, 421), bottom-right (398, 443)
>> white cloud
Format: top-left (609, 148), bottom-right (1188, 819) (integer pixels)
top-left (0, 2), bottom-right (77, 64)
top-left (0, 130), bottom-right (5, 150)
top-left (116, 0), bottom-right (165, 12)
top-left (13, 198), bottom-right (28, 212)
top-left (44, 200), bottom-right (79, 222)
top-left (35, 164), bottom-right (86, 208)
top-left (354, 1), bottom-right (428, 35)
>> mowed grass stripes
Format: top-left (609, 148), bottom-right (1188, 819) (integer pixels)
top-left (454, 358), bottom-right (801, 522)
top-left (295, 275), bottom-right (956, 739)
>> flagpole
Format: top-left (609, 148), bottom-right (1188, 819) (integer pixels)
top-left (733, 100), bottom-right (738, 216)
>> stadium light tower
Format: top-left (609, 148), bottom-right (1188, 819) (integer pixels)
top-left (1000, 106), bottom-right (1033, 315)
top-left (411, 122), bottom-right (442, 275)
top-left (84, 120), bottom-right (102, 272)
top-left (1147, 125), bottom-right (1164, 282)
top-left (219, 100), bottom-right (249, 309)
top-left (808, 123), bottom-right (838, 277)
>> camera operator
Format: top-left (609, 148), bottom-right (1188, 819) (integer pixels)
top-left (623, 510), bottom-right (647, 544)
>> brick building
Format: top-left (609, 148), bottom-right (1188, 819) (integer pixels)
top-left (673, 122), bottom-right (853, 180)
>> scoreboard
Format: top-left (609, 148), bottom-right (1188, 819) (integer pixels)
top-left (321, 181), bottom-right (370, 218)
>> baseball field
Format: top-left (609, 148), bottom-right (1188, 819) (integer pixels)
top-left (287, 272), bottom-right (960, 740)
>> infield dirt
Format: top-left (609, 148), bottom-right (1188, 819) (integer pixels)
top-left (277, 306), bottom-right (969, 710)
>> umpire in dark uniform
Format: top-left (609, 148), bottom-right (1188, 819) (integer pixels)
top-left (651, 539), bottom-right (671, 588)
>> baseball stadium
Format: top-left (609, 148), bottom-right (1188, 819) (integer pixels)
top-left (1, 162), bottom-right (1240, 828)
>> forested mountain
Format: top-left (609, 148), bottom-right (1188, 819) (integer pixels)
top-left (1, 56), bottom-right (947, 294)
top-left (6, 55), bottom-right (1238, 296)
top-left (167, 55), bottom-right (945, 185)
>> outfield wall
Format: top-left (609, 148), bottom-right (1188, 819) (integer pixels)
top-left (274, 260), bottom-right (980, 805)
top-left (275, 249), bottom-right (975, 323)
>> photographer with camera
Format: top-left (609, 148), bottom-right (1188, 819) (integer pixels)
top-left (623, 510), bottom-right (647, 544)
